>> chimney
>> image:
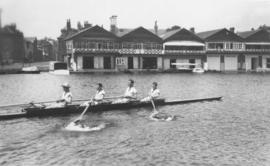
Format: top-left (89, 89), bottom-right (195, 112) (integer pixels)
top-left (66, 19), bottom-right (71, 31)
top-left (77, 21), bottom-right (82, 30)
top-left (0, 8), bottom-right (2, 28)
top-left (154, 21), bottom-right (158, 35)
top-left (110, 15), bottom-right (118, 34)
top-left (84, 21), bottom-right (92, 28)
top-left (229, 27), bottom-right (235, 33)
top-left (190, 27), bottom-right (195, 33)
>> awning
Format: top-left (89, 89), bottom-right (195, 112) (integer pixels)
top-left (245, 42), bottom-right (270, 45)
top-left (164, 41), bottom-right (205, 46)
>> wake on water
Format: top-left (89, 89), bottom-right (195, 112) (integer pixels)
top-left (64, 122), bottom-right (107, 132)
top-left (149, 112), bottom-right (176, 122)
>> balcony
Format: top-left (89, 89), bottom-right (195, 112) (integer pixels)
top-left (119, 49), bottom-right (163, 54)
top-left (73, 48), bottom-right (119, 53)
top-left (206, 49), bottom-right (245, 53)
top-left (245, 49), bottom-right (270, 53)
top-left (164, 50), bottom-right (206, 54)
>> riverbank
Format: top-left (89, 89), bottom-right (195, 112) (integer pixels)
top-left (0, 62), bottom-right (50, 74)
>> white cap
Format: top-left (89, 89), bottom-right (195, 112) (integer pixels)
top-left (61, 83), bottom-right (70, 88)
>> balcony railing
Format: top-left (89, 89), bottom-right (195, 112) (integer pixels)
top-left (164, 50), bottom-right (206, 54)
top-left (73, 48), bottom-right (119, 53)
top-left (206, 49), bottom-right (245, 52)
top-left (245, 49), bottom-right (270, 52)
top-left (119, 49), bottom-right (163, 54)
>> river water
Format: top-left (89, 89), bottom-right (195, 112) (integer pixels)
top-left (1, 73), bottom-right (270, 166)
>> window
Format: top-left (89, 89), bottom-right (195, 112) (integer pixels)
top-left (208, 43), bottom-right (224, 49)
top-left (116, 57), bottom-right (125, 65)
top-left (267, 58), bottom-right (270, 68)
top-left (208, 43), bottom-right (216, 49)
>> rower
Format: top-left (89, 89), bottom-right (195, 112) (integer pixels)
top-left (141, 82), bottom-right (160, 102)
top-left (123, 79), bottom-right (137, 102)
top-left (57, 83), bottom-right (72, 106)
top-left (82, 83), bottom-right (105, 106)
top-left (113, 79), bottom-right (137, 103)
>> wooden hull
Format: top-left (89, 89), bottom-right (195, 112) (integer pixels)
top-left (0, 97), bottom-right (222, 120)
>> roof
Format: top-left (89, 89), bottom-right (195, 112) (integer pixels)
top-left (64, 25), bottom-right (118, 41)
top-left (237, 29), bottom-right (261, 39)
top-left (116, 28), bottom-right (166, 37)
top-left (197, 28), bottom-right (224, 39)
top-left (58, 28), bottom-right (78, 39)
top-left (160, 29), bottom-right (180, 40)
top-left (238, 29), bottom-right (270, 42)
top-left (161, 28), bottom-right (204, 43)
top-left (116, 28), bottom-right (133, 37)
top-left (120, 26), bottom-right (163, 43)
top-left (197, 28), bottom-right (243, 42)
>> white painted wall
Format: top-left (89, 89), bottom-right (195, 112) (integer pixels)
top-left (207, 55), bottom-right (220, 71)
top-left (195, 59), bottom-right (202, 67)
top-left (133, 57), bottom-right (139, 69)
top-left (157, 57), bottom-right (163, 69)
top-left (77, 56), bottom-right (83, 70)
top-left (163, 58), bottom-right (170, 70)
top-left (224, 55), bottom-right (238, 71)
top-left (262, 55), bottom-right (270, 68)
top-left (99, 56), bottom-right (104, 69)
top-left (94, 56), bottom-right (99, 69)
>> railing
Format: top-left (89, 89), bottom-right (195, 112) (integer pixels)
top-left (73, 48), bottom-right (119, 53)
top-left (164, 50), bottom-right (206, 54)
top-left (245, 49), bottom-right (270, 52)
top-left (206, 49), bottom-right (245, 52)
top-left (119, 49), bottom-right (163, 54)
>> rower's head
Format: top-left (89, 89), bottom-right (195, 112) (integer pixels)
top-left (128, 79), bottom-right (134, 87)
top-left (97, 83), bottom-right (103, 91)
top-left (152, 82), bottom-right (158, 89)
top-left (61, 83), bottom-right (70, 92)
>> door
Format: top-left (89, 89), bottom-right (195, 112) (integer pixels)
top-left (251, 57), bottom-right (258, 70)
top-left (104, 57), bottom-right (111, 69)
top-left (83, 57), bottom-right (94, 69)
top-left (142, 57), bottom-right (157, 69)
top-left (128, 57), bottom-right (133, 69)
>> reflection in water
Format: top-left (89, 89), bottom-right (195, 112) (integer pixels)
top-left (1, 73), bottom-right (270, 165)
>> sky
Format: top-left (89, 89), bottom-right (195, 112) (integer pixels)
top-left (0, 0), bottom-right (270, 39)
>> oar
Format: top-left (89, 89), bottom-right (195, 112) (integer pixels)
top-left (73, 102), bottom-right (91, 122)
top-left (150, 99), bottom-right (158, 114)
top-left (0, 96), bottom-right (124, 109)
top-left (0, 100), bottom-right (61, 108)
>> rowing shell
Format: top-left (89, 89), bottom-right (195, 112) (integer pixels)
top-left (0, 97), bottom-right (222, 120)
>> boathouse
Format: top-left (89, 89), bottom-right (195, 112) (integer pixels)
top-left (117, 27), bottom-right (163, 71)
top-left (238, 29), bottom-right (270, 71)
top-left (197, 28), bottom-right (244, 71)
top-left (65, 25), bottom-right (120, 71)
top-left (160, 28), bottom-right (205, 70)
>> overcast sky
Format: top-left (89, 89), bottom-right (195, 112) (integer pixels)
top-left (0, 0), bottom-right (270, 39)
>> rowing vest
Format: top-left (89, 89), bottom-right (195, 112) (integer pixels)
top-left (62, 92), bottom-right (72, 104)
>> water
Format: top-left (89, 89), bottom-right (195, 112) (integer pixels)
top-left (1, 73), bottom-right (270, 165)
